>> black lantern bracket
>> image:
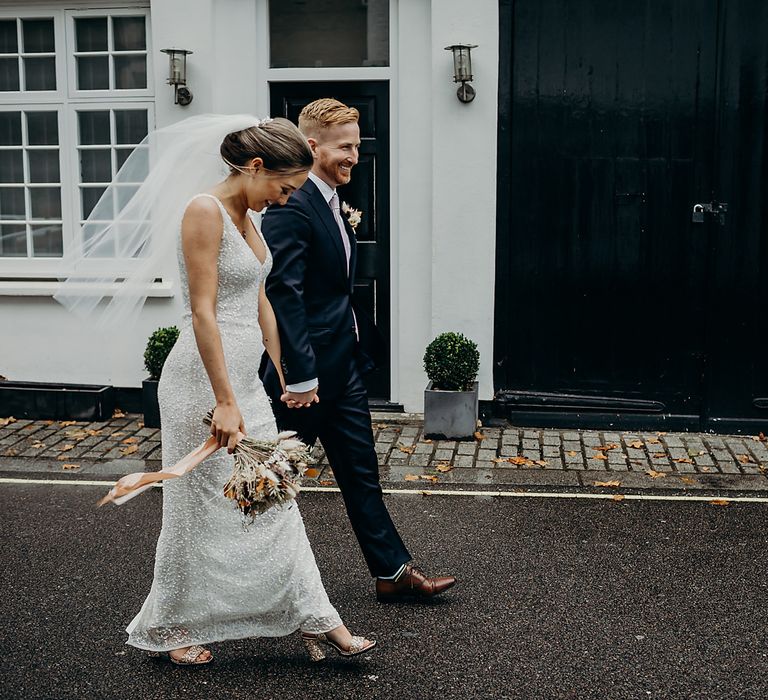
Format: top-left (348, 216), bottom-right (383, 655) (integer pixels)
top-left (160, 48), bottom-right (194, 106)
top-left (445, 44), bottom-right (478, 103)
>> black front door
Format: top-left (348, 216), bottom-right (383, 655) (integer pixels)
top-left (495, 0), bottom-right (768, 431)
top-left (270, 81), bottom-right (391, 400)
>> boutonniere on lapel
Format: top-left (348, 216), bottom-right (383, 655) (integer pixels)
top-left (340, 202), bottom-right (363, 232)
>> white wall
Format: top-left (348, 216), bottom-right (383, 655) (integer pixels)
top-left (1, 0), bottom-right (499, 413)
top-left (394, 0), bottom-right (498, 410)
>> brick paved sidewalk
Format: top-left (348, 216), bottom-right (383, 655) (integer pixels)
top-left (2, 411), bottom-right (768, 491)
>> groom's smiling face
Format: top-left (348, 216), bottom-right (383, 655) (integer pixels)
top-left (310, 122), bottom-right (360, 189)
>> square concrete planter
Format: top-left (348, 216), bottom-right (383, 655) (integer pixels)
top-left (0, 381), bottom-right (115, 421)
top-left (424, 381), bottom-right (478, 439)
top-left (142, 379), bottom-right (160, 428)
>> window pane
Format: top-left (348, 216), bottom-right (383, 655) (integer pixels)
top-left (114, 55), bottom-right (146, 89)
top-left (78, 111), bottom-right (110, 145)
top-left (113, 17), bottom-right (146, 51)
top-left (269, 0), bottom-right (389, 68)
top-left (79, 149), bottom-right (111, 182)
top-left (0, 187), bottom-right (25, 219)
top-left (81, 186), bottom-right (106, 218)
top-left (82, 222), bottom-right (114, 256)
top-left (28, 150), bottom-right (60, 183)
top-left (29, 186), bottom-right (61, 218)
top-left (77, 55), bottom-right (109, 90)
top-left (0, 57), bottom-right (20, 91)
top-left (0, 223), bottom-right (27, 256)
top-left (75, 17), bottom-right (108, 52)
top-left (115, 110), bottom-right (147, 144)
top-left (23, 56), bottom-right (56, 91)
top-left (0, 112), bottom-right (22, 145)
top-left (0, 20), bottom-right (18, 54)
top-left (22, 19), bottom-right (54, 53)
top-left (31, 222), bottom-right (62, 256)
top-left (0, 151), bottom-right (23, 183)
top-left (115, 185), bottom-right (138, 212)
top-left (26, 112), bottom-right (58, 145)
top-left (116, 146), bottom-right (148, 176)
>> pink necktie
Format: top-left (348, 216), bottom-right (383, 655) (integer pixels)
top-left (329, 192), bottom-right (351, 273)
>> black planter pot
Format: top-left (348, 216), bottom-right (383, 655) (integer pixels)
top-left (0, 381), bottom-right (115, 421)
top-left (142, 379), bottom-right (160, 428)
top-left (424, 381), bottom-right (479, 440)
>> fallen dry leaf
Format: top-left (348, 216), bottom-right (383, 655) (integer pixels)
top-left (627, 440), bottom-right (644, 449)
top-left (508, 456), bottom-right (530, 465)
top-left (709, 499), bottom-right (730, 507)
top-left (0, 416), bottom-right (17, 427)
top-left (58, 443), bottom-right (75, 452)
top-left (434, 464), bottom-right (453, 473)
top-left (56, 454), bottom-right (72, 461)
top-left (591, 454), bottom-right (609, 461)
top-left (646, 469), bottom-right (667, 479)
top-left (422, 439), bottom-right (433, 444)
top-left (86, 429), bottom-right (103, 436)
top-left (567, 450), bottom-right (578, 457)
top-left (593, 443), bottom-right (620, 452)
top-left (319, 480), bottom-right (335, 486)
top-left (112, 408), bottom-right (126, 419)
top-left (419, 475), bottom-right (439, 483)
top-left (673, 457), bottom-right (694, 464)
top-left (59, 421), bottom-right (77, 427)
top-left (121, 445), bottom-right (139, 455)
top-left (111, 432), bottom-right (124, 438)
top-left (651, 452), bottom-right (667, 459)
top-left (656, 432), bottom-right (667, 436)
top-left (594, 480), bottom-right (622, 487)
top-left (397, 444), bottom-right (415, 454)
top-left (137, 422), bottom-right (144, 429)
top-left (647, 438), bottom-right (661, 445)
top-left (679, 476), bottom-right (697, 485)
top-left (736, 454), bottom-right (753, 465)
top-left (403, 474), bottom-right (420, 481)
top-left (31, 441), bottom-right (46, 449)
top-left (373, 423), bottom-right (389, 431)
top-left (474, 431), bottom-right (486, 441)
top-left (61, 463), bottom-right (79, 470)
top-left (612, 494), bottom-right (626, 502)
top-left (66, 430), bottom-right (89, 440)
top-left (121, 437), bottom-right (138, 444)
top-left (304, 468), bottom-right (321, 479)
top-left (534, 460), bottom-right (549, 467)
top-left (701, 466), bottom-right (712, 472)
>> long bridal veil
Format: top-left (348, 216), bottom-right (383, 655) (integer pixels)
top-left (54, 114), bottom-right (261, 327)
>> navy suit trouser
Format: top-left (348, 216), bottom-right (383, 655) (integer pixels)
top-left (267, 359), bottom-right (411, 578)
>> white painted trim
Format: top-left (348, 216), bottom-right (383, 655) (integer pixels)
top-left (0, 278), bottom-right (172, 296)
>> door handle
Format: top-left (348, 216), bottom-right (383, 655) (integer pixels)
top-left (692, 201), bottom-right (728, 225)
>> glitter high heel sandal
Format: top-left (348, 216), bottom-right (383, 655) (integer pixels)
top-left (147, 645), bottom-right (213, 666)
top-left (301, 632), bottom-right (377, 662)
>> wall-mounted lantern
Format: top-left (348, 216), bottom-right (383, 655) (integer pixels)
top-left (160, 48), bottom-right (193, 106)
top-left (444, 44), bottom-right (477, 103)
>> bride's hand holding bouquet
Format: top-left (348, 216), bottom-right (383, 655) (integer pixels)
top-left (210, 401), bottom-right (246, 453)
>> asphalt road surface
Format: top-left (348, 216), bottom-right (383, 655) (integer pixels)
top-left (2, 481), bottom-right (767, 700)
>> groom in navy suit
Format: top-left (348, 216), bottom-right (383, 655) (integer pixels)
top-left (261, 98), bottom-right (455, 601)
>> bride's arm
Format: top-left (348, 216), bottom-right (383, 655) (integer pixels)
top-left (182, 198), bottom-right (245, 452)
top-left (258, 282), bottom-right (286, 391)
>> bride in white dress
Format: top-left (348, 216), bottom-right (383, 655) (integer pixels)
top-left (56, 116), bottom-right (375, 666)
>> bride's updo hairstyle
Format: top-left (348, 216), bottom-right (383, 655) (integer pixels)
top-left (220, 117), bottom-right (313, 176)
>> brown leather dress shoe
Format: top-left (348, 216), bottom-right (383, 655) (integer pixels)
top-left (375, 564), bottom-right (456, 602)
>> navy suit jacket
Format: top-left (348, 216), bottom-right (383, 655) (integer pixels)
top-left (261, 178), bottom-right (375, 399)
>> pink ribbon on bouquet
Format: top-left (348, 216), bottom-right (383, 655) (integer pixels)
top-left (97, 433), bottom-right (243, 506)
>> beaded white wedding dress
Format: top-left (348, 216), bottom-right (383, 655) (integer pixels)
top-left (126, 194), bottom-right (342, 652)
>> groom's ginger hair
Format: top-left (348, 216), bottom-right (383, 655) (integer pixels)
top-left (298, 98), bottom-right (359, 138)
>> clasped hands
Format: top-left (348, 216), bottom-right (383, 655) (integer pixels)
top-left (281, 387), bottom-right (320, 409)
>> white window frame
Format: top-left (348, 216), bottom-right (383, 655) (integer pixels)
top-left (0, 3), bottom-right (154, 283)
top-left (0, 104), bottom-right (70, 275)
top-left (0, 9), bottom-right (66, 104)
top-left (66, 7), bottom-right (153, 100)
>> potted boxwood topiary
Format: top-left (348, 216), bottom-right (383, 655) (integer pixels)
top-left (142, 326), bottom-right (179, 428)
top-left (423, 332), bottom-right (480, 439)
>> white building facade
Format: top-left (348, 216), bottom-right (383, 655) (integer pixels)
top-left (0, 0), bottom-right (498, 413)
